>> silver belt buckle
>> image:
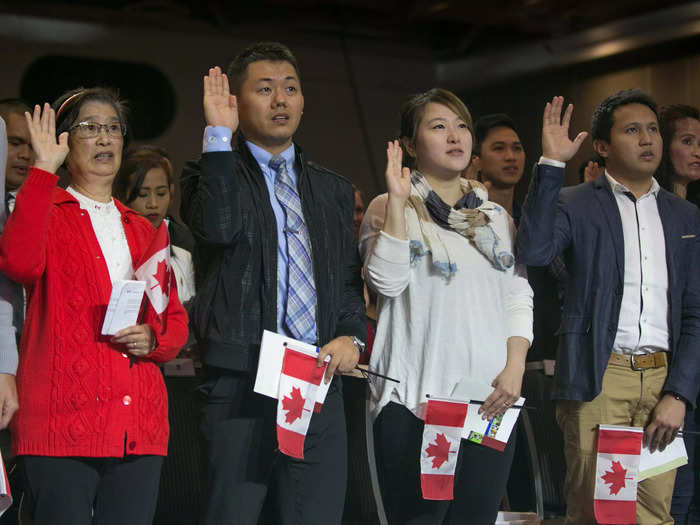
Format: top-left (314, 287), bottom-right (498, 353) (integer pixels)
top-left (630, 354), bottom-right (644, 371)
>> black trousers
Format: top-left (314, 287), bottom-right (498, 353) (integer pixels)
top-left (22, 454), bottom-right (163, 525)
top-left (374, 402), bottom-right (516, 525)
top-left (199, 367), bottom-right (347, 525)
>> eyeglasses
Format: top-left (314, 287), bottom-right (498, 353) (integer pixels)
top-left (69, 121), bottom-right (125, 139)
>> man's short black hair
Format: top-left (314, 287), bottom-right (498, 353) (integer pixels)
top-left (473, 113), bottom-right (518, 155)
top-left (227, 42), bottom-right (301, 94)
top-left (591, 88), bottom-right (658, 143)
top-left (0, 98), bottom-right (31, 122)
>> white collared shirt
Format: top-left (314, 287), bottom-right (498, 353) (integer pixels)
top-left (604, 171), bottom-right (669, 355)
top-left (67, 186), bottom-right (134, 283)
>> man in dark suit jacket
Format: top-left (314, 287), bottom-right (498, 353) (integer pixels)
top-left (517, 91), bottom-right (700, 524)
top-left (181, 43), bottom-right (366, 525)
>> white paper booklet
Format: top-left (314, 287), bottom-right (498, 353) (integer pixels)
top-left (254, 330), bottom-right (331, 406)
top-left (638, 436), bottom-right (688, 481)
top-left (101, 280), bottom-right (146, 336)
top-left (452, 379), bottom-right (524, 451)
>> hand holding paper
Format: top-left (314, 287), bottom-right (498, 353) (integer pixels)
top-left (111, 324), bottom-right (156, 357)
top-left (101, 280), bottom-right (145, 336)
top-left (643, 394), bottom-right (686, 453)
top-left (451, 379), bottom-right (524, 451)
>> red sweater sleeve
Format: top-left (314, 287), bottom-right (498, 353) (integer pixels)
top-left (0, 168), bottom-right (58, 284)
top-left (146, 268), bottom-right (189, 363)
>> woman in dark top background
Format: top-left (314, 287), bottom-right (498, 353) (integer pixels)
top-left (659, 103), bottom-right (700, 525)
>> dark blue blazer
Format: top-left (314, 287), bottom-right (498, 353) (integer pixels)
top-left (517, 163), bottom-right (700, 406)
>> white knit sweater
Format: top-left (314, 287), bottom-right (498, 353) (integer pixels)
top-left (359, 193), bottom-right (534, 420)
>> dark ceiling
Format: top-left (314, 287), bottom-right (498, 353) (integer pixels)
top-left (2, 0), bottom-right (698, 59)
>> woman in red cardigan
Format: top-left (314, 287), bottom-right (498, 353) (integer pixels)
top-left (0, 88), bottom-right (188, 525)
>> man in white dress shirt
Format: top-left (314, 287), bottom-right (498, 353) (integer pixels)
top-left (517, 90), bottom-right (700, 524)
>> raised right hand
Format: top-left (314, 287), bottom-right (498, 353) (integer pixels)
top-left (385, 140), bottom-right (411, 203)
top-left (541, 96), bottom-right (587, 163)
top-left (24, 103), bottom-right (69, 174)
top-left (203, 66), bottom-right (238, 131)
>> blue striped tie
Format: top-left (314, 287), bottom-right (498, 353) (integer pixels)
top-left (269, 156), bottom-right (317, 341)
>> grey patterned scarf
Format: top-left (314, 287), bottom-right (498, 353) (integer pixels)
top-left (406, 171), bottom-right (514, 276)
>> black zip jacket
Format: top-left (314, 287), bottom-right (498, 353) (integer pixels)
top-left (180, 134), bottom-right (366, 373)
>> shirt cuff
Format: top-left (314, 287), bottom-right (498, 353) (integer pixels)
top-left (506, 312), bottom-right (534, 347)
top-left (202, 126), bottom-right (233, 153)
top-left (538, 156), bottom-right (566, 168)
top-left (0, 303), bottom-right (18, 375)
top-left (373, 231), bottom-right (410, 264)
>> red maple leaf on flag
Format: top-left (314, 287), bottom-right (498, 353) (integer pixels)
top-left (281, 386), bottom-right (306, 423)
top-left (425, 433), bottom-right (451, 469)
top-left (152, 259), bottom-right (170, 293)
top-left (601, 460), bottom-right (630, 495)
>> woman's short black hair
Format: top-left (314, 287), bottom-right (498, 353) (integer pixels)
top-left (113, 146), bottom-right (173, 204)
top-left (53, 87), bottom-right (130, 149)
top-left (399, 88), bottom-right (473, 170)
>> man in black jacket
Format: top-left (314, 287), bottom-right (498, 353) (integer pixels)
top-left (181, 42), bottom-right (366, 525)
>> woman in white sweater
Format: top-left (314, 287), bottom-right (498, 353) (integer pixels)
top-left (359, 88), bottom-right (533, 524)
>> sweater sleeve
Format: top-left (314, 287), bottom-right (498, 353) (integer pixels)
top-left (506, 263), bottom-right (534, 344)
top-left (0, 168), bottom-right (57, 284)
top-left (146, 269), bottom-right (189, 363)
top-left (505, 214), bottom-right (534, 344)
top-left (358, 194), bottom-right (411, 298)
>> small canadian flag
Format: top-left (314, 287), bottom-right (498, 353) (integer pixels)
top-left (594, 425), bottom-right (643, 524)
top-left (276, 347), bottom-right (327, 459)
top-left (420, 398), bottom-right (468, 500)
top-left (134, 222), bottom-right (171, 315)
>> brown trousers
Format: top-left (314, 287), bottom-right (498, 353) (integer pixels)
top-left (556, 356), bottom-right (677, 525)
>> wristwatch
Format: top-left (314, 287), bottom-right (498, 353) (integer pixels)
top-left (351, 336), bottom-right (366, 354)
top-left (666, 391), bottom-right (688, 404)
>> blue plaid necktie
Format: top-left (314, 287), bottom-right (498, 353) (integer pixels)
top-left (269, 155), bottom-right (317, 341)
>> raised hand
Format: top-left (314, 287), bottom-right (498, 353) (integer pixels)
top-left (203, 66), bottom-right (238, 131)
top-left (385, 140), bottom-right (411, 203)
top-left (24, 103), bottom-right (69, 174)
top-left (583, 160), bottom-right (603, 182)
top-left (542, 96), bottom-right (588, 163)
